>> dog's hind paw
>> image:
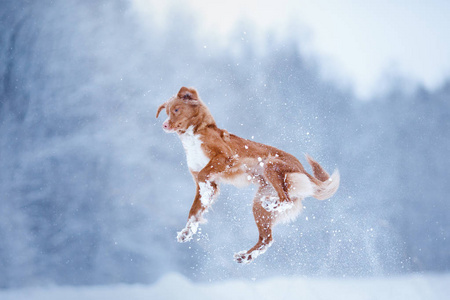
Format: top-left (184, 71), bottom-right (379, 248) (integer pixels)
top-left (234, 251), bottom-right (254, 264)
top-left (261, 196), bottom-right (293, 212)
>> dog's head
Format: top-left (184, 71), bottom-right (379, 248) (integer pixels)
top-left (156, 87), bottom-right (214, 133)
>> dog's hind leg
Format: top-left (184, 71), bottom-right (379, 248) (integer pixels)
top-left (234, 186), bottom-right (275, 264)
top-left (261, 160), bottom-right (295, 212)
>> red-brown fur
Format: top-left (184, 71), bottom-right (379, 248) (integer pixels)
top-left (156, 87), bottom-right (340, 263)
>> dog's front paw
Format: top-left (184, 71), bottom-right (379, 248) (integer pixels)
top-left (261, 196), bottom-right (293, 212)
top-left (176, 221), bottom-right (199, 243)
top-left (176, 228), bottom-right (193, 243)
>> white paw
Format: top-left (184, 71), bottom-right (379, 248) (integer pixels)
top-left (234, 251), bottom-right (254, 264)
top-left (261, 196), bottom-right (293, 212)
top-left (177, 228), bottom-right (193, 243)
top-left (176, 221), bottom-right (198, 243)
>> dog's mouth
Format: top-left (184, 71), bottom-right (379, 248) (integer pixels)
top-left (162, 123), bottom-right (175, 133)
top-left (162, 119), bottom-right (180, 133)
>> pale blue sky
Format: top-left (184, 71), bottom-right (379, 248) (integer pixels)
top-left (135, 0), bottom-right (450, 98)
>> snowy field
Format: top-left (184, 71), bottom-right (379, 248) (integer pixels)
top-left (1, 273), bottom-right (449, 300)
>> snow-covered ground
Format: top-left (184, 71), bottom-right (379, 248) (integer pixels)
top-left (1, 273), bottom-right (449, 300)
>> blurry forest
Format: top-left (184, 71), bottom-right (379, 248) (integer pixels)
top-left (0, 0), bottom-right (449, 288)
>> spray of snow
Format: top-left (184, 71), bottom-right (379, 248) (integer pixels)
top-left (258, 173), bottom-right (316, 222)
top-left (260, 196), bottom-right (294, 213)
top-left (274, 198), bottom-right (304, 224)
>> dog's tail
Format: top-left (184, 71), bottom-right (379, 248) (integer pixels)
top-left (305, 154), bottom-right (340, 200)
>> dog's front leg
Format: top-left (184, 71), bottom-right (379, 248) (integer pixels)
top-left (177, 182), bottom-right (219, 243)
top-left (177, 184), bottom-right (206, 243)
top-left (177, 155), bottom-right (227, 243)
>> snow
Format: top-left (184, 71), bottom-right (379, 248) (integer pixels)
top-left (176, 217), bottom-right (199, 243)
top-left (2, 0), bottom-right (449, 289)
top-left (234, 239), bottom-right (274, 264)
top-left (1, 273), bottom-right (449, 300)
top-left (199, 181), bottom-right (215, 207)
top-left (260, 196), bottom-right (294, 213)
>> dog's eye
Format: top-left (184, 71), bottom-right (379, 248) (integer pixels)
top-left (174, 109), bottom-right (179, 113)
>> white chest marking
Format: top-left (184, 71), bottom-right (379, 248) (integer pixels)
top-left (179, 126), bottom-right (210, 172)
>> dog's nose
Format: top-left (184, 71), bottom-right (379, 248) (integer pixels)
top-left (162, 122), bottom-right (169, 130)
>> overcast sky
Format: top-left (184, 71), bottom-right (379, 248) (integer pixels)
top-left (135, 0), bottom-right (450, 99)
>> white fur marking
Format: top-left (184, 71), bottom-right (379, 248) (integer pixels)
top-left (162, 117), bottom-right (174, 133)
top-left (179, 126), bottom-right (210, 172)
top-left (274, 198), bottom-right (304, 224)
top-left (199, 181), bottom-right (214, 206)
top-left (219, 172), bottom-right (252, 187)
top-left (287, 173), bottom-right (314, 198)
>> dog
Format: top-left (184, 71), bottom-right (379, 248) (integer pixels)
top-left (156, 87), bottom-right (340, 264)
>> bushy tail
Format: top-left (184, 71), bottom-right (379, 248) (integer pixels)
top-left (305, 154), bottom-right (340, 200)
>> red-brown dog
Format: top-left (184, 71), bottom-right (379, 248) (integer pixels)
top-left (156, 87), bottom-right (340, 264)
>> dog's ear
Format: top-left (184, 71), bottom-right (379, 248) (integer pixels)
top-left (178, 87), bottom-right (199, 103)
top-left (156, 103), bottom-right (166, 118)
